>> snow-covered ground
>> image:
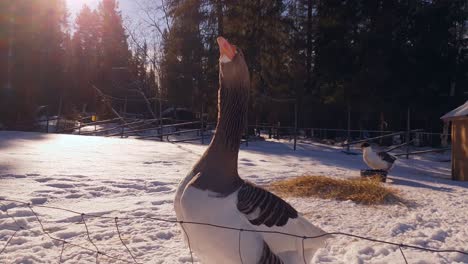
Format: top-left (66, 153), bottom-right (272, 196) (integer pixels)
top-left (0, 131), bottom-right (467, 263)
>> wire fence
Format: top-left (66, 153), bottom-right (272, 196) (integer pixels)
top-left (1, 198), bottom-right (467, 264)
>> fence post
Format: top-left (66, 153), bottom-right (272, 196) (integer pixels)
top-left (46, 110), bottom-right (49, 133)
top-left (245, 121), bottom-right (249, 147)
top-left (159, 98), bottom-right (163, 141)
top-left (294, 102), bottom-right (297, 151)
top-left (276, 122), bottom-right (280, 139)
top-left (245, 129), bottom-right (249, 147)
top-left (123, 97), bottom-right (127, 119)
top-left (379, 112), bottom-right (384, 145)
top-left (121, 97), bottom-right (127, 138)
top-left (406, 107), bottom-right (410, 159)
top-left (347, 103), bottom-right (351, 152)
top-left (56, 95), bottom-right (63, 133)
top-left (200, 104), bottom-right (204, 144)
top-left (245, 105), bottom-right (249, 147)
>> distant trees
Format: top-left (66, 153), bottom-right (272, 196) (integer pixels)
top-left (159, 0), bottom-right (293, 122)
top-left (70, 5), bottom-right (100, 111)
top-left (157, 0), bottom-right (467, 131)
top-left (0, 0), bottom-right (68, 125)
top-left (309, 0), bottom-right (468, 129)
top-left (0, 0), bottom-right (157, 125)
top-left (70, 0), bottom-right (135, 116)
top-left (96, 0), bottom-right (133, 96)
top-left (160, 0), bottom-right (204, 109)
top-left (0, 0), bottom-right (466, 132)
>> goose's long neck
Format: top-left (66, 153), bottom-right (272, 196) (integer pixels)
top-left (193, 77), bottom-right (248, 178)
top-left (188, 51), bottom-right (250, 195)
top-left (212, 87), bottom-right (248, 153)
top-left (363, 147), bottom-right (373, 155)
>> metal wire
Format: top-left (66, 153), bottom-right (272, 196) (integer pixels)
top-left (115, 217), bottom-right (140, 264)
top-left (0, 229), bottom-right (19, 255)
top-left (238, 229), bottom-right (244, 264)
top-left (1, 197), bottom-right (467, 264)
top-left (179, 222), bottom-right (194, 263)
top-left (81, 214), bottom-right (100, 263)
top-left (302, 237), bottom-right (307, 264)
top-left (399, 245), bottom-right (409, 264)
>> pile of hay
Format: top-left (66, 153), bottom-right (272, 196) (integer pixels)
top-left (269, 175), bottom-right (402, 205)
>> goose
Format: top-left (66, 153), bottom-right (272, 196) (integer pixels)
top-left (361, 142), bottom-right (396, 171)
top-left (174, 36), bottom-right (329, 264)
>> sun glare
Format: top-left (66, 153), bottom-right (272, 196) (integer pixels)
top-left (66, 0), bottom-right (99, 17)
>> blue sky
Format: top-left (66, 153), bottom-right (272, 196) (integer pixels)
top-left (65, 0), bottom-right (165, 52)
top-left (66, 0), bottom-right (139, 22)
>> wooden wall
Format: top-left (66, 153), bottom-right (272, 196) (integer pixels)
top-left (452, 118), bottom-right (468, 181)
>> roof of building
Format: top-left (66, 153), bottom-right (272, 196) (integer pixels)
top-left (441, 100), bottom-right (468, 121)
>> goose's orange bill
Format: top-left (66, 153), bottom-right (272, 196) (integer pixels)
top-left (217, 36), bottom-right (236, 60)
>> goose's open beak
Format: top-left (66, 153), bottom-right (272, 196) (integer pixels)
top-left (217, 36), bottom-right (236, 60)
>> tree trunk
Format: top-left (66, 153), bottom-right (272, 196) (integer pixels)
top-left (305, 0), bottom-right (313, 91)
top-left (216, 0), bottom-right (223, 36)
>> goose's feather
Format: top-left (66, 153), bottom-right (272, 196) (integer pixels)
top-left (175, 179), bottom-right (328, 264)
top-left (377, 151), bottom-right (397, 164)
top-left (237, 182), bottom-right (298, 227)
top-left (363, 147), bottom-right (396, 171)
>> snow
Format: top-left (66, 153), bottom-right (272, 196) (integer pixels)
top-left (0, 131), bottom-right (467, 263)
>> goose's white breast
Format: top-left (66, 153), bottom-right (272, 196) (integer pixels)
top-left (177, 186), bottom-right (263, 264)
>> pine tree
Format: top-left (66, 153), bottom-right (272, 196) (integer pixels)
top-left (160, 0), bottom-right (204, 109)
top-left (96, 0), bottom-right (132, 98)
top-left (0, 0), bottom-right (15, 124)
top-left (70, 5), bottom-right (100, 112)
top-left (0, 0), bottom-right (68, 125)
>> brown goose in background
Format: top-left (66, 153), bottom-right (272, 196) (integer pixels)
top-left (174, 36), bottom-right (329, 263)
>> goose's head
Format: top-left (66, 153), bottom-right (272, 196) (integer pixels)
top-left (217, 36), bottom-right (237, 64)
top-left (213, 36), bottom-right (250, 151)
top-left (360, 142), bottom-right (371, 150)
top-left (216, 37), bottom-right (249, 92)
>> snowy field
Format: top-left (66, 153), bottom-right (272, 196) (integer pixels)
top-left (0, 131), bottom-right (467, 263)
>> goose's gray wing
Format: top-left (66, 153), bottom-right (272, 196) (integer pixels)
top-left (237, 182), bottom-right (298, 227)
top-left (377, 151), bottom-right (397, 164)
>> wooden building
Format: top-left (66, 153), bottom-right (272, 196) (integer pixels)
top-left (441, 101), bottom-right (468, 181)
